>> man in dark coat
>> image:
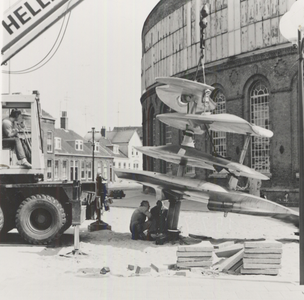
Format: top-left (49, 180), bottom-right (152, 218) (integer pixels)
top-left (150, 200), bottom-right (168, 234)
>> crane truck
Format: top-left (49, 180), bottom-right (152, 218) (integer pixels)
top-left (1, 0), bottom-right (97, 245)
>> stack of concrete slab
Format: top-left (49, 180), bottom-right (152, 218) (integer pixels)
top-left (176, 241), bottom-right (213, 269)
top-left (241, 240), bottom-right (282, 275)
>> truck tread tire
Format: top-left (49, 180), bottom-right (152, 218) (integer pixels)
top-left (16, 194), bottom-right (66, 245)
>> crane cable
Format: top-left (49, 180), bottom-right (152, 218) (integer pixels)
top-left (2, 3), bottom-right (72, 75)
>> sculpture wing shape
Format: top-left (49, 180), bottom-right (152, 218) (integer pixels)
top-left (157, 113), bottom-right (273, 138)
top-left (135, 145), bottom-right (269, 180)
top-left (156, 77), bottom-right (216, 113)
top-left (114, 169), bottom-right (298, 227)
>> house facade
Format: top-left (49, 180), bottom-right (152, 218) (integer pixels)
top-left (101, 127), bottom-right (143, 178)
top-left (41, 112), bottom-right (114, 183)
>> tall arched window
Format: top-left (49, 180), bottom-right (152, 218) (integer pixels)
top-left (160, 104), bottom-right (171, 173)
top-left (211, 90), bottom-right (227, 157)
top-left (147, 106), bottom-right (155, 171)
top-left (250, 81), bottom-right (270, 173)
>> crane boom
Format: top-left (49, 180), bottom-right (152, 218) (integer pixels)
top-left (2, 0), bottom-right (84, 65)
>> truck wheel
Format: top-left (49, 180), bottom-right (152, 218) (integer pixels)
top-left (16, 194), bottom-right (66, 245)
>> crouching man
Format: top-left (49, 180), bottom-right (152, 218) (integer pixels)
top-left (129, 200), bottom-right (152, 240)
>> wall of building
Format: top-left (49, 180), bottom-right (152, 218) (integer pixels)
top-left (141, 0), bottom-right (300, 204)
top-left (141, 0), bottom-right (295, 92)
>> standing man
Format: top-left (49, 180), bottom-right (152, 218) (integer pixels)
top-left (129, 200), bottom-right (152, 240)
top-left (2, 109), bottom-right (31, 168)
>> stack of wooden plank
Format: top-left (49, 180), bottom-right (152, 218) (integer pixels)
top-left (241, 240), bottom-right (282, 275)
top-left (176, 241), bottom-right (213, 269)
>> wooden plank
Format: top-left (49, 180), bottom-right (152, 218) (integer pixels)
top-left (177, 251), bottom-right (213, 257)
top-left (248, 23), bottom-right (255, 51)
top-left (191, 20), bottom-right (196, 44)
top-left (187, 44), bottom-right (192, 69)
top-left (276, 16), bottom-right (285, 44)
top-left (228, 31), bottom-right (235, 57)
top-left (245, 248), bottom-right (282, 255)
top-left (195, 0), bottom-right (200, 44)
top-left (177, 261), bottom-right (213, 268)
top-left (192, 44), bottom-right (197, 69)
top-left (244, 253), bottom-right (282, 259)
top-left (234, 28), bottom-right (241, 55)
top-left (244, 240), bottom-right (282, 248)
top-left (218, 249), bottom-right (244, 272)
top-left (216, 35), bottom-right (222, 60)
top-left (248, 0), bottom-right (255, 24)
top-left (216, 10), bottom-right (222, 35)
top-left (271, 0), bottom-right (279, 17)
top-left (213, 241), bottom-right (234, 249)
top-left (255, 0), bottom-right (263, 22)
top-left (177, 256), bottom-right (213, 262)
top-left (263, 19), bottom-right (271, 47)
top-left (215, 244), bottom-right (244, 258)
top-left (228, 259), bottom-right (243, 272)
top-left (216, 0), bottom-right (223, 11)
top-left (264, 0), bottom-right (271, 18)
top-left (179, 28), bottom-right (184, 50)
top-left (240, 0), bottom-right (247, 26)
top-left (241, 26), bottom-right (248, 53)
top-left (243, 263), bottom-right (281, 269)
top-left (243, 258), bottom-right (281, 264)
top-left (255, 21), bottom-right (263, 49)
top-left (211, 37), bottom-right (216, 62)
top-left (186, 2), bottom-right (191, 47)
top-left (234, 0), bottom-right (240, 30)
top-left (241, 268), bottom-right (279, 275)
top-left (209, 11), bottom-right (215, 37)
top-left (222, 7), bottom-right (228, 33)
top-left (183, 26), bottom-right (187, 51)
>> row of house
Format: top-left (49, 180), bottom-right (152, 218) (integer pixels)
top-left (40, 111), bottom-right (142, 183)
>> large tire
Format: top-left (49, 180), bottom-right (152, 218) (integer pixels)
top-left (15, 194), bottom-right (66, 245)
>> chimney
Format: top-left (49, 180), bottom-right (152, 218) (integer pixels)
top-left (61, 111), bottom-right (68, 130)
top-left (101, 126), bottom-right (106, 137)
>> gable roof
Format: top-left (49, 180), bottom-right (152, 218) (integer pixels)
top-left (106, 129), bottom-right (137, 144)
top-left (112, 126), bottom-right (143, 139)
top-left (41, 109), bottom-right (55, 120)
top-left (54, 128), bottom-right (114, 157)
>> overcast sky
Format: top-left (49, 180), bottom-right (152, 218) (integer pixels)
top-left (1, 0), bottom-right (159, 136)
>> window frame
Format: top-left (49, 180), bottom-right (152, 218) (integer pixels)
top-left (250, 81), bottom-right (271, 174)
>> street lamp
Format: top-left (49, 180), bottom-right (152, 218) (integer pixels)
top-left (280, 0), bottom-right (304, 285)
top-left (84, 128), bottom-right (102, 181)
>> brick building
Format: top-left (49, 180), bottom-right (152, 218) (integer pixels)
top-left (140, 0), bottom-right (301, 203)
top-left (41, 112), bottom-right (114, 182)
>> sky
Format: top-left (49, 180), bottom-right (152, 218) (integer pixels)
top-left (1, 0), bottom-right (160, 136)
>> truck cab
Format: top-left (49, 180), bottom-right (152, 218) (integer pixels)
top-left (1, 94), bottom-right (44, 180)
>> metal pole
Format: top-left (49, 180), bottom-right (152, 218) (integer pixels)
top-left (92, 127), bottom-right (95, 182)
top-left (298, 29), bottom-right (304, 285)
